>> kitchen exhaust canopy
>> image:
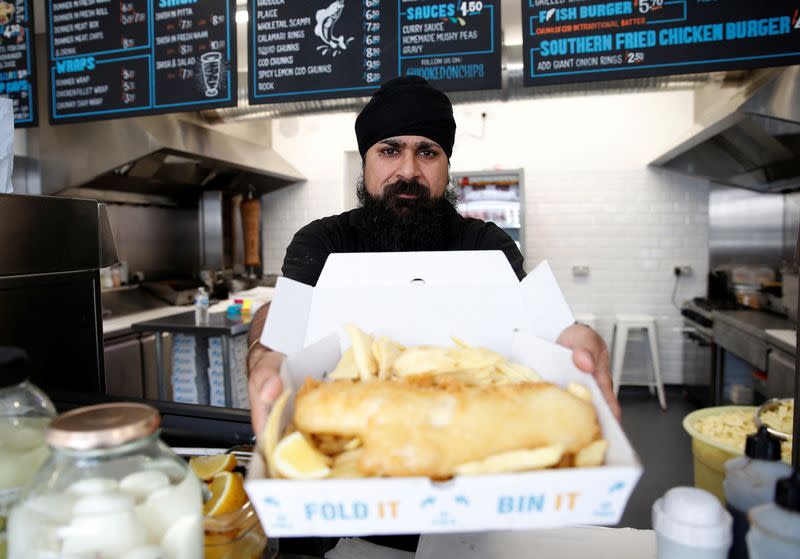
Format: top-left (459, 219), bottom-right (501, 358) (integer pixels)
top-left (30, 113), bottom-right (304, 198)
top-left (651, 66), bottom-right (800, 193)
top-left (28, 35), bottom-right (303, 199)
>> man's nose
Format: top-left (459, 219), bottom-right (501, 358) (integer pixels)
top-left (395, 151), bottom-right (421, 181)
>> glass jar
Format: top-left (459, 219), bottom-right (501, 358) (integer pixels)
top-left (7, 403), bottom-right (203, 559)
top-left (0, 347), bottom-right (57, 559)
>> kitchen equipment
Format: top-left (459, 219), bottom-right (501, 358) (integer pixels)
top-left (143, 279), bottom-right (207, 306)
top-left (754, 398), bottom-right (794, 441)
top-left (0, 348), bottom-right (57, 559)
top-left (241, 192), bottom-right (262, 276)
top-left (681, 298), bottom-right (724, 407)
top-left (0, 193), bottom-right (116, 401)
top-left (7, 403), bottom-right (203, 559)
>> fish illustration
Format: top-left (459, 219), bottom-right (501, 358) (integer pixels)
top-left (315, 0), bottom-right (354, 56)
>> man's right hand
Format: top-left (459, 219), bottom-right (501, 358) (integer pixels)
top-left (247, 345), bottom-right (286, 436)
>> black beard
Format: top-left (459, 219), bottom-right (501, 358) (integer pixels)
top-left (356, 177), bottom-right (459, 252)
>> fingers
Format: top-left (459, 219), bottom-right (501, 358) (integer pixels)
top-left (572, 349), bottom-right (595, 372)
top-left (247, 348), bottom-right (286, 434)
top-left (561, 324), bottom-right (622, 422)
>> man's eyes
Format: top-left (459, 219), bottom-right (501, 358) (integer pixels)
top-left (379, 147), bottom-right (439, 157)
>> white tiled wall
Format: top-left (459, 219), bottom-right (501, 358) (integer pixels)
top-left (264, 89), bottom-right (710, 384)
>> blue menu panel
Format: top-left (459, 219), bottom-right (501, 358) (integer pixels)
top-left (523, 0), bottom-right (800, 86)
top-left (0, 0), bottom-right (37, 127)
top-left (248, 0), bottom-right (500, 104)
top-left (47, 0), bottom-right (237, 124)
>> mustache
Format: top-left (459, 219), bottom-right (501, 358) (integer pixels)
top-left (381, 180), bottom-right (432, 201)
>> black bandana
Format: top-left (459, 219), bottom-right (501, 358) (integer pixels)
top-left (355, 76), bottom-right (456, 158)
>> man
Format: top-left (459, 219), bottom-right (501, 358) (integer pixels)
top-left (247, 76), bottom-right (620, 435)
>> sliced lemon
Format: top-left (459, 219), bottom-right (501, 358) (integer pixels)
top-left (190, 453), bottom-right (238, 481)
top-left (272, 431), bottom-right (332, 480)
top-left (204, 471), bottom-right (248, 516)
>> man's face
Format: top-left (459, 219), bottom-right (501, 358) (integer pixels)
top-left (363, 135), bottom-right (449, 202)
top-left (356, 135), bottom-right (457, 251)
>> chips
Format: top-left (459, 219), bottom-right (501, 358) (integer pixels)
top-left (693, 407), bottom-right (793, 464)
top-left (454, 445), bottom-right (566, 476)
top-left (575, 439), bottom-right (608, 468)
top-left (261, 388), bottom-right (292, 479)
top-left (331, 325), bottom-right (542, 386)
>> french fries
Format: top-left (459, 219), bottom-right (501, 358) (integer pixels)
top-left (329, 324), bottom-right (542, 386)
top-left (455, 445), bottom-right (566, 476)
top-left (263, 325), bottom-right (608, 479)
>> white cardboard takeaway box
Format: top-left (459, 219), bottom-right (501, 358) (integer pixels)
top-left (245, 252), bottom-right (642, 537)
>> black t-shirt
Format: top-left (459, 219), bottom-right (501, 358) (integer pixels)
top-left (282, 205), bottom-right (526, 285)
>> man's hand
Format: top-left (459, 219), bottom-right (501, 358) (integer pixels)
top-left (556, 323), bottom-right (621, 421)
top-left (247, 345), bottom-right (286, 435)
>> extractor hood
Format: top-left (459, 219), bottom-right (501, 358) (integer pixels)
top-left (30, 113), bottom-right (305, 199)
top-left (27, 36), bottom-right (304, 200)
top-left (651, 66), bottom-right (800, 193)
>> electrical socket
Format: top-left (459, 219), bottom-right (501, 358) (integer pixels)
top-left (674, 265), bottom-right (693, 277)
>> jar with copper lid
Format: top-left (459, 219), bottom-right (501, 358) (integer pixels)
top-left (7, 403), bottom-right (203, 559)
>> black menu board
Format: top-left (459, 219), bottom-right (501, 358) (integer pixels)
top-left (0, 0), bottom-right (37, 127)
top-left (523, 0), bottom-right (800, 86)
top-left (47, 0), bottom-right (237, 124)
top-left (248, 0), bottom-right (500, 105)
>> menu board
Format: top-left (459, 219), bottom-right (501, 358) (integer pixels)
top-left (0, 0), bottom-right (37, 126)
top-left (47, 0), bottom-right (237, 124)
top-left (248, 0), bottom-right (500, 105)
top-left (523, 0), bottom-right (800, 86)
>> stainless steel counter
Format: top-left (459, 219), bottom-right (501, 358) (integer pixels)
top-left (713, 310), bottom-right (795, 342)
top-left (712, 309), bottom-right (796, 401)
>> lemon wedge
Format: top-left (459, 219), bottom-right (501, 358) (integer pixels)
top-left (273, 432), bottom-right (332, 480)
top-left (203, 471), bottom-right (248, 516)
top-left (190, 453), bottom-right (237, 481)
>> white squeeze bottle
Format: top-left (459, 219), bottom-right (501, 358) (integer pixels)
top-left (723, 426), bottom-right (791, 559)
top-left (0, 348), bottom-right (57, 559)
top-left (652, 486), bottom-right (732, 559)
top-left (747, 470), bottom-right (800, 559)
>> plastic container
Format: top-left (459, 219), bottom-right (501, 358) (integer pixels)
top-left (652, 486), bottom-right (732, 559)
top-left (723, 426), bottom-right (791, 559)
top-left (205, 502), bottom-right (275, 559)
top-left (747, 471), bottom-right (800, 559)
top-left (0, 348), bottom-right (57, 559)
top-left (7, 403), bottom-right (203, 559)
top-left (195, 287), bottom-right (210, 325)
top-left (682, 406), bottom-right (791, 503)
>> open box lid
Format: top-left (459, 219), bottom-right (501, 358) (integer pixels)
top-left (262, 252), bottom-right (575, 356)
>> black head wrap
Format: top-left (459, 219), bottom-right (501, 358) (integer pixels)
top-left (355, 76), bottom-right (456, 159)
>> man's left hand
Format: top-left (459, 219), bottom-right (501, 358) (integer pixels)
top-left (557, 323), bottom-right (621, 421)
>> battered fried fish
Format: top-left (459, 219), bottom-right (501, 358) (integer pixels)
top-left (295, 378), bottom-right (601, 478)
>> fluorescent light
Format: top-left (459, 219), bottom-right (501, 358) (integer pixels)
top-left (505, 63), bottom-right (524, 71)
top-left (236, 10), bottom-right (249, 23)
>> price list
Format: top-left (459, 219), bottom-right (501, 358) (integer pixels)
top-left (523, 0), bottom-right (800, 86)
top-left (398, 0), bottom-right (501, 92)
top-left (0, 0), bottom-right (37, 126)
top-left (248, 0), bottom-right (398, 103)
top-left (47, 0), bottom-right (237, 124)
